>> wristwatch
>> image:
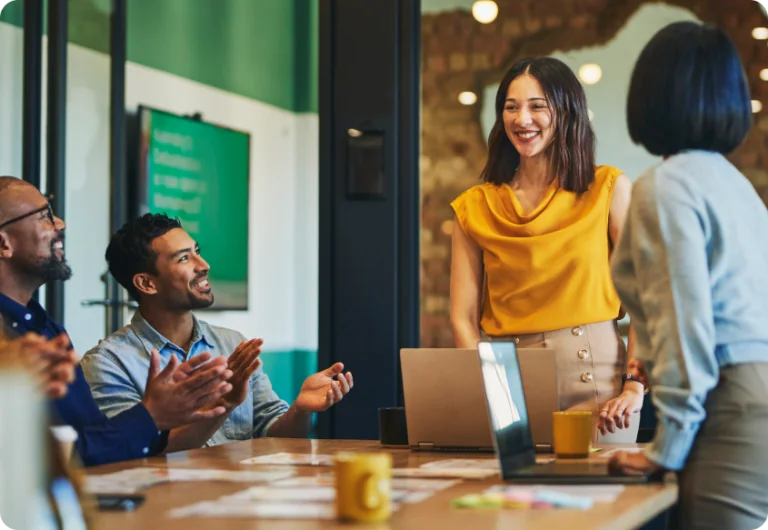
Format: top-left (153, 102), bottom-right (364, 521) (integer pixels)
top-left (622, 373), bottom-right (650, 394)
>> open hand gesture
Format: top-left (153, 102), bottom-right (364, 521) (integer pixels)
top-left (295, 363), bottom-right (354, 413)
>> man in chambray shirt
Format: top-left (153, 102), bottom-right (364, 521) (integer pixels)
top-left (81, 214), bottom-right (354, 452)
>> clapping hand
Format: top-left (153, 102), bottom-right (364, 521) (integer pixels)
top-left (295, 363), bottom-right (354, 413)
top-left (142, 350), bottom-right (233, 431)
top-left (6, 333), bottom-right (77, 399)
top-left (220, 339), bottom-right (264, 410)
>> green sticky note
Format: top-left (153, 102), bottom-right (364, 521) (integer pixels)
top-left (452, 494), bottom-right (504, 509)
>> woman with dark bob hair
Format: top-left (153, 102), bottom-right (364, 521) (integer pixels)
top-left (608, 21), bottom-right (768, 529)
top-left (450, 56), bottom-right (643, 444)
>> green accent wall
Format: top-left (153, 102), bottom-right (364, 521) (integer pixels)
top-left (0, 0), bottom-right (318, 113)
top-left (260, 349), bottom-right (318, 403)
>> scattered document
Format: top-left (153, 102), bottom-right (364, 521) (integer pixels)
top-left (84, 467), bottom-right (295, 494)
top-left (420, 459), bottom-right (499, 470)
top-left (168, 469), bottom-right (466, 519)
top-left (392, 467), bottom-right (497, 479)
top-left (598, 448), bottom-right (645, 459)
top-left (269, 475), bottom-right (460, 492)
top-left (240, 452), bottom-right (335, 466)
top-left (170, 501), bottom-right (336, 520)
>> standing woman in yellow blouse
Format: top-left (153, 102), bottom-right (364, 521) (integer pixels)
top-left (450, 57), bottom-right (642, 442)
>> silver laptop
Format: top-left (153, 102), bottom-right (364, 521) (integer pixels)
top-left (400, 347), bottom-right (559, 452)
top-left (477, 341), bottom-right (659, 484)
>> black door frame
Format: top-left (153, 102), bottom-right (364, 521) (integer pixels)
top-left (317, 0), bottom-right (421, 440)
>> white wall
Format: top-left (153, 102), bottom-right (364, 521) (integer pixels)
top-left (294, 114), bottom-right (319, 351)
top-left (0, 22), bottom-right (318, 355)
top-left (480, 4), bottom-right (700, 181)
top-left (421, 0), bottom-right (474, 13)
top-left (0, 19), bottom-right (23, 175)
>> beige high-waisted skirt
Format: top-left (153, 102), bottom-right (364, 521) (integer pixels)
top-left (489, 320), bottom-right (639, 444)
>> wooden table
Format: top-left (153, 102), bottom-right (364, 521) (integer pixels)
top-left (86, 439), bottom-right (677, 530)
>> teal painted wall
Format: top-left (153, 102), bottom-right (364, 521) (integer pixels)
top-left (260, 349), bottom-right (318, 403)
top-left (0, 0), bottom-right (318, 112)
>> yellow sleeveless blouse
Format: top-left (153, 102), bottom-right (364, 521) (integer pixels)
top-left (451, 165), bottom-right (622, 335)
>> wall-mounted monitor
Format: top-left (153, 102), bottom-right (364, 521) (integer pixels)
top-left (134, 106), bottom-right (250, 310)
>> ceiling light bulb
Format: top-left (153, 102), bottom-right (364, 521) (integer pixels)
top-left (472, 1), bottom-right (498, 24)
top-left (578, 63), bottom-right (603, 85)
top-left (458, 91), bottom-right (478, 105)
top-left (753, 27), bottom-right (768, 40)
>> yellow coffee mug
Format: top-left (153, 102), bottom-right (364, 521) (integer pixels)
top-left (552, 411), bottom-right (592, 458)
top-left (335, 452), bottom-right (392, 522)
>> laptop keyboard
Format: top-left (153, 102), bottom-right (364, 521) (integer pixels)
top-left (427, 446), bottom-right (494, 453)
top-left (517, 462), bottom-right (609, 475)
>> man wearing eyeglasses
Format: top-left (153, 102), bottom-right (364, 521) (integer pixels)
top-left (0, 176), bottom-right (236, 466)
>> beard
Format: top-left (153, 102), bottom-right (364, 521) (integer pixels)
top-left (29, 238), bottom-right (72, 282)
top-left (39, 255), bottom-right (72, 282)
top-left (188, 291), bottom-right (214, 310)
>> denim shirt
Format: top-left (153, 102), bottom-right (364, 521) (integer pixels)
top-left (611, 150), bottom-right (768, 471)
top-left (80, 311), bottom-right (289, 445)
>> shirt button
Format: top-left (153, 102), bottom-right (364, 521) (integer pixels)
top-left (577, 349), bottom-right (589, 360)
top-left (581, 372), bottom-right (593, 383)
top-left (11, 322), bottom-right (17, 328)
top-left (24, 314), bottom-right (32, 321)
top-left (142, 447), bottom-right (149, 455)
top-left (571, 326), bottom-right (583, 336)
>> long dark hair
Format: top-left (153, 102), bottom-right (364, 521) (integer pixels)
top-left (480, 57), bottom-right (596, 193)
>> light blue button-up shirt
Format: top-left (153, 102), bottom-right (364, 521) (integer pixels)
top-left (80, 311), bottom-right (289, 446)
top-left (611, 150), bottom-right (768, 471)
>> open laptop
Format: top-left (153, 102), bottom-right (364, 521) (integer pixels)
top-left (477, 341), bottom-right (661, 484)
top-left (400, 347), bottom-right (559, 452)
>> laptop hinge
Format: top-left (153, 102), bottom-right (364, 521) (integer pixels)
top-left (417, 442), bottom-right (434, 450)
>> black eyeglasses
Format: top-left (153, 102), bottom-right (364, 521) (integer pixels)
top-left (0, 203), bottom-right (55, 230)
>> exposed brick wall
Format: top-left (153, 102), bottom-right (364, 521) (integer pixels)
top-left (421, 0), bottom-right (768, 347)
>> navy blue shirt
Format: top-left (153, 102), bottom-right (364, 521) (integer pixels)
top-left (0, 294), bottom-right (168, 466)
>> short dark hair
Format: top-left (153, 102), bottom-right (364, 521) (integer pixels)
top-left (106, 213), bottom-right (182, 301)
top-left (481, 57), bottom-right (596, 193)
top-left (627, 21), bottom-right (752, 156)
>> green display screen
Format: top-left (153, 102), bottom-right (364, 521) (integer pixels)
top-left (137, 106), bottom-right (250, 310)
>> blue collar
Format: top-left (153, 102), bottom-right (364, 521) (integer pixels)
top-left (130, 310), bottom-right (214, 358)
top-left (0, 293), bottom-right (48, 331)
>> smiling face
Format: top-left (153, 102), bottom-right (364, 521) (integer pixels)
top-left (0, 181), bottom-right (71, 285)
top-left (139, 227), bottom-right (214, 311)
top-left (502, 73), bottom-right (556, 160)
